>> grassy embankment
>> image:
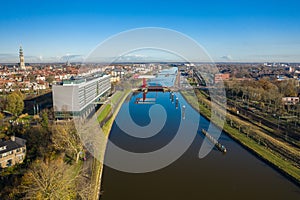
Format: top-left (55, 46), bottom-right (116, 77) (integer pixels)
top-left (91, 89), bottom-right (131, 200)
top-left (180, 89), bottom-right (300, 185)
top-left (101, 90), bottom-right (129, 136)
top-left (97, 104), bottom-right (112, 123)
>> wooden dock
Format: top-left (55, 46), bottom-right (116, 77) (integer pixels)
top-left (201, 129), bottom-right (227, 153)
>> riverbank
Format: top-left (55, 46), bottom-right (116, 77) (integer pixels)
top-left (180, 89), bottom-right (300, 186)
top-left (91, 89), bottom-right (131, 200)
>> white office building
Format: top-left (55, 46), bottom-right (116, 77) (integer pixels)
top-left (52, 74), bottom-right (111, 119)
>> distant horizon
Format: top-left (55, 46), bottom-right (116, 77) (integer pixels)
top-left (1, 61), bottom-right (300, 65)
top-left (1, 47), bottom-right (300, 64)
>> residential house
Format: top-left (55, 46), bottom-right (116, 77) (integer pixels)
top-left (0, 136), bottom-right (26, 168)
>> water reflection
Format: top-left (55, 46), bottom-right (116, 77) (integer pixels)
top-left (101, 92), bottom-right (300, 200)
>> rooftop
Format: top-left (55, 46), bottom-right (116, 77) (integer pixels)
top-left (0, 137), bottom-right (26, 154)
top-left (60, 73), bottom-right (109, 85)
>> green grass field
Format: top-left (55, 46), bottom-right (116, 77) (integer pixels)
top-left (97, 104), bottom-right (112, 123)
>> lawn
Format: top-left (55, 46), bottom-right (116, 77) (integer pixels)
top-left (97, 104), bottom-right (112, 123)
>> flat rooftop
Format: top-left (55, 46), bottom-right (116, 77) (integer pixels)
top-left (60, 73), bottom-right (109, 85)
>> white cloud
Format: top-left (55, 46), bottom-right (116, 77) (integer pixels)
top-left (220, 55), bottom-right (233, 61)
top-left (59, 54), bottom-right (84, 62)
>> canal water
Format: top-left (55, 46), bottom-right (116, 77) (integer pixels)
top-left (100, 91), bottom-right (300, 200)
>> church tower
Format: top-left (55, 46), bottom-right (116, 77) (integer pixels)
top-left (19, 46), bottom-right (26, 70)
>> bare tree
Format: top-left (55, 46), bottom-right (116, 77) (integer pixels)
top-left (51, 123), bottom-right (83, 163)
top-left (19, 159), bottom-right (78, 200)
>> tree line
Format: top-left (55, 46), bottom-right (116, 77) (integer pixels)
top-left (225, 78), bottom-right (299, 115)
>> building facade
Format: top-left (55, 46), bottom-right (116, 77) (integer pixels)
top-left (52, 74), bottom-right (111, 119)
top-left (214, 73), bottom-right (230, 83)
top-left (0, 136), bottom-right (26, 168)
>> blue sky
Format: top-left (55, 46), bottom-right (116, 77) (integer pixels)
top-left (0, 0), bottom-right (300, 62)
